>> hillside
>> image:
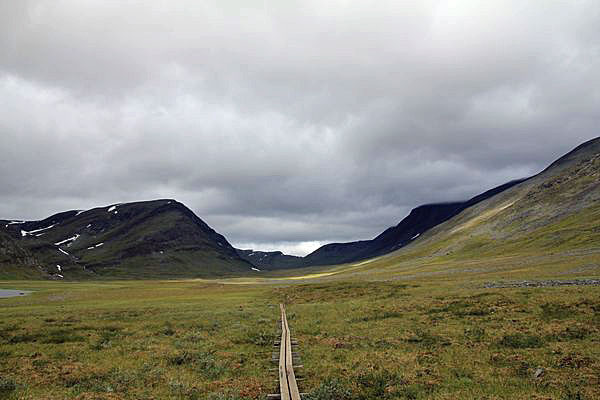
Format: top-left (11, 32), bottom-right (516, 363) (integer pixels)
top-left (338, 136), bottom-right (600, 278)
top-left (241, 179), bottom-right (527, 270)
top-left (415, 137), bottom-right (600, 259)
top-left (0, 199), bottom-right (255, 279)
top-left (241, 137), bottom-right (600, 271)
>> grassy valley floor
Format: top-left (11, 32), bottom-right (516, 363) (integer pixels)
top-left (1, 269), bottom-right (599, 400)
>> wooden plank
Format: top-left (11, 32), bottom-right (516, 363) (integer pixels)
top-left (279, 304), bottom-right (290, 400)
top-left (277, 304), bottom-right (301, 400)
top-left (283, 305), bottom-right (301, 399)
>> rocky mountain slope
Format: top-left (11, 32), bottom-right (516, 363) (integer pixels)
top-left (0, 199), bottom-right (255, 279)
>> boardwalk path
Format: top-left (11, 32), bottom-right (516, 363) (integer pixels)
top-left (277, 304), bottom-right (301, 400)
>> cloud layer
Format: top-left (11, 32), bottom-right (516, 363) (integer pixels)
top-left (1, 1), bottom-right (599, 255)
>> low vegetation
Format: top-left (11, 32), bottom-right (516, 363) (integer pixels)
top-left (0, 275), bottom-right (598, 399)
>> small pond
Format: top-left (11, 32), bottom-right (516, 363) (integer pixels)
top-left (0, 289), bottom-right (31, 299)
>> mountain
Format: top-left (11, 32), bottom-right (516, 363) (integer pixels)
top-left (235, 249), bottom-right (304, 270)
top-left (347, 136), bottom-right (600, 272)
top-left (4, 138), bottom-right (598, 278)
top-left (0, 231), bottom-right (46, 279)
top-left (302, 178), bottom-right (528, 266)
top-left (404, 136), bottom-right (600, 258)
top-left (239, 179), bottom-right (527, 270)
top-left (0, 199), bottom-right (255, 279)
top-left (241, 137), bottom-right (600, 270)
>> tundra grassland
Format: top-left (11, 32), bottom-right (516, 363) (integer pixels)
top-left (1, 269), bottom-right (599, 400)
top-left (0, 281), bottom-right (276, 400)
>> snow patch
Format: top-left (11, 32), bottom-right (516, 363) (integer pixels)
top-left (56, 264), bottom-right (62, 272)
top-left (108, 205), bottom-right (117, 212)
top-left (56, 274), bottom-right (64, 279)
top-left (5, 221), bottom-right (24, 227)
top-left (86, 223), bottom-right (92, 228)
top-left (251, 267), bottom-right (261, 272)
top-left (87, 242), bottom-right (104, 250)
top-left (20, 224), bottom-right (57, 236)
top-left (58, 248), bottom-right (69, 256)
top-left (54, 234), bottom-right (80, 246)
top-left (411, 233), bottom-right (420, 240)
top-left (75, 210), bottom-right (85, 216)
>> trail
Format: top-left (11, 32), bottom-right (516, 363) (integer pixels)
top-left (274, 304), bottom-right (301, 400)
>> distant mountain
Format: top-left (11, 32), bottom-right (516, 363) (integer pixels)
top-left (0, 199), bottom-right (255, 279)
top-left (240, 179), bottom-right (526, 270)
top-left (242, 137), bottom-right (600, 270)
top-left (301, 178), bottom-right (527, 267)
top-left (235, 249), bottom-right (304, 270)
top-left (5, 138), bottom-right (599, 277)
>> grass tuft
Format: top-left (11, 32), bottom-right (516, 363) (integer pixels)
top-left (540, 303), bottom-right (574, 320)
top-left (41, 329), bottom-right (85, 344)
top-left (404, 328), bottom-right (449, 347)
top-left (0, 376), bottom-right (17, 395)
top-left (499, 333), bottom-right (544, 348)
top-left (305, 378), bottom-right (352, 400)
top-left (167, 350), bottom-right (226, 379)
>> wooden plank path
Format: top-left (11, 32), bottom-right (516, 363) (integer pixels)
top-left (272, 304), bottom-right (302, 400)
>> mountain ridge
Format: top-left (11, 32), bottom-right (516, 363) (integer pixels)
top-left (0, 199), bottom-right (255, 279)
top-left (237, 178), bottom-right (528, 269)
top-left (372, 136), bottom-right (600, 268)
top-left (238, 137), bottom-right (600, 270)
top-left (3, 137), bottom-right (599, 277)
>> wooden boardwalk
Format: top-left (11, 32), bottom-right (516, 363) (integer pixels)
top-left (277, 304), bottom-right (301, 400)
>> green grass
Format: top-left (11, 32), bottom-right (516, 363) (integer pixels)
top-left (0, 273), bottom-right (598, 400)
top-left (0, 281), bottom-right (276, 399)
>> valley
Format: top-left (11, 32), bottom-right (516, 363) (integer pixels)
top-left (1, 137), bottom-right (599, 399)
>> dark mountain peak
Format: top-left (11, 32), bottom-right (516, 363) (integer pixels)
top-left (1, 199), bottom-right (253, 279)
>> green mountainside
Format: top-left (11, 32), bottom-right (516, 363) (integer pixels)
top-left (0, 199), bottom-right (255, 279)
top-left (240, 137), bottom-right (600, 271)
top-left (344, 136), bottom-right (600, 277)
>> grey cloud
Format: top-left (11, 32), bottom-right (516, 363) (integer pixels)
top-left (0, 1), bottom-right (599, 255)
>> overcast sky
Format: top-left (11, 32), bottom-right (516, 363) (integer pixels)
top-left (1, 1), bottom-right (599, 255)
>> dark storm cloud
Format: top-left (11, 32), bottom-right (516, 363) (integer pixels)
top-left (1, 1), bottom-right (599, 255)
